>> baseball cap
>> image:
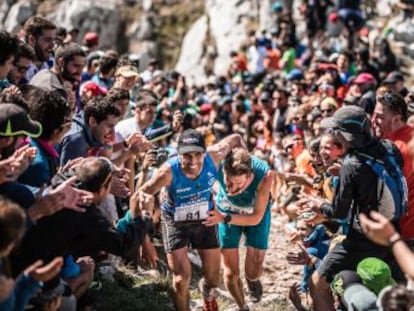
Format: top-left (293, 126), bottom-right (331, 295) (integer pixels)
top-left (84, 32), bottom-right (99, 46)
top-left (353, 73), bottom-right (376, 85)
top-left (331, 270), bottom-right (362, 298)
top-left (177, 129), bottom-right (206, 154)
top-left (357, 257), bottom-right (396, 295)
top-left (383, 71), bottom-right (404, 84)
top-left (80, 81), bottom-right (107, 97)
top-left (116, 65), bottom-right (139, 78)
top-left (0, 103), bottom-right (42, 137)
top-left (320, 106), bottom-right (370, 143)
top-left (286, 69), bottom-right (303, 81)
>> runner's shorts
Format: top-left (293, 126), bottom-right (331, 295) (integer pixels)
top-left (161, 210), bottom-right (219, 253)
top-left (218, 207), bottom-right (271, 250)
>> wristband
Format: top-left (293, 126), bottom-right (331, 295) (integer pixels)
top-left (388, 233), bottom-right (402, 249)
top-left (123, 140), bottom-right (129, 149)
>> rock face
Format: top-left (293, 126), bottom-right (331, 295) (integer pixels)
top-left (1, 0), bottom-right (36, 33)
top-left (49, 0), bottom-right (123, 50)
top-left (175, 15), bottom-right (209, 85)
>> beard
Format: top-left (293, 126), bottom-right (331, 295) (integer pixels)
top-left (61, 65), bottom-right (79, 88)
top-left (34, 44), bottom-right (49, 62)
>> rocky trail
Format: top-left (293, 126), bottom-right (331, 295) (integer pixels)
top-left (188, 211), bottom-right (302, 311)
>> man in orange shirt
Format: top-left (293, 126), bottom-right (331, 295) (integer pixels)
top-left (372, 91), bottom-right (414, 244)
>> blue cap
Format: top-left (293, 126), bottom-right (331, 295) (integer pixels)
top-left (286, 69), bottom-right (303, 81)
top-left (272, 2), bottom-right (283, 12)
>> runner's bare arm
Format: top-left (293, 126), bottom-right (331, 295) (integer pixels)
top-left (227, 170), bottom-right (273, 226)
top-left (138, 163), bottom-right (172, 195)
top-left (208, 134), bottom-right (246, 167)
top-left (204, 171), bottom-right (274, 227)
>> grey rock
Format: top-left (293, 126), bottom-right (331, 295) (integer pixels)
top-left (50, 0), bottom-right (123, 50)
top-left (175, 15), bottom-right (209, 85)
top-left (3, 0), bottom-right (36, 33)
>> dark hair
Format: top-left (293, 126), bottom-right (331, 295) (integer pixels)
top-left (377, 91), bottom-right (408, 122)
top-left (84, 97), bottom-right (120, 124)
top-left (0, 196), bottom-right (26, 251)
top-left (15, 41), bottom-right (35, 62)
top-left (224, 148), bottom-right (252, 176)
top-left (0, 31), bottom-right (20, 65)
top-left (380, 285), bottom-right (414, 311)
top-left (56, 27), bottom-right (67, 37)
top-left (108, 88), bottom-right (130, 102)
top-left (54, 42), bottom-right (86, 63)
top-left (309, 136), bottom-right (321, 154)
top-left (0, 93), bottom-right (30, 112)
top-left (28, 90), bottom-right (72, 140)
top-left (75, 157), bottom-right (112, 192)
top-left (23, 16), bottom-right (56, 41)
top-left (135, 89), bottom-right (158, 108)
top-left (99, 55), bottom-right (118, 75)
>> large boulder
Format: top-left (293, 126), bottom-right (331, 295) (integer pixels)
top-left (207, 0), bottom-right (257, 76)
top-left (175, 15), bottom-right (209, 85)
top-left (49, 0), bottom-right (123, 50)
top-left (2, 0), bottom-right (36, 33)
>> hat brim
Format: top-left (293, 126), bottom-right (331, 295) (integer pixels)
top-left (0, 119), bottom-right (42, 138)
top-left (178, 145), bottom-right (206, 154)
top-left (119, 71), bottom-right (139, 78)
top-left (382, 78), bottom-right (397, 84)
top-left (320, 117), bottom-right (339, 129)
top-left (320, 117), bottom-right (355, 142)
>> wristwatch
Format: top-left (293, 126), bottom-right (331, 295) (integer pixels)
top-left (223, 214), bottom-right (232, 224)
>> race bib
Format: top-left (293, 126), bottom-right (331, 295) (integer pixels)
top-left (174, 201), bottom-right (209, 222)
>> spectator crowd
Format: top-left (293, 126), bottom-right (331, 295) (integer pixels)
top-left (2, 0), bottom-right (414, 310)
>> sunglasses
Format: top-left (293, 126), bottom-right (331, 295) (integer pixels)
top-left (321, 108), bottom-right (334, 114)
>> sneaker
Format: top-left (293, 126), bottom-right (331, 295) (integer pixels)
top-left (203, 296), bottom-right (218, 311)
top-left (246, 279), bottom-right (263, 303)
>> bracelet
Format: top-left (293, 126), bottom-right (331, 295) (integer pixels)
top-left (389, 233), bottom-right (403, 249)
top-left (123, 140), bottom-right (129, 149)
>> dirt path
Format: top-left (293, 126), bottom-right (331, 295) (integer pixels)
top-left (190, 211), bottom-right (302, 311)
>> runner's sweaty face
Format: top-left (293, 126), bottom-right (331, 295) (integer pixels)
top-left (180, 151), bottom-right (205, 175)
top-left (224, 172), bottom-right (251, 196)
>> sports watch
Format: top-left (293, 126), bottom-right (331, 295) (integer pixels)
top-left (223, 214), bottom-right (232, 224)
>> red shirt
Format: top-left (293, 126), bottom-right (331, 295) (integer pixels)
top-left (385, 125), bottom-right (414, 239)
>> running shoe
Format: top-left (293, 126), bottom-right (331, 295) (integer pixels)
top-left (246, 279), bottom-right (263, 303)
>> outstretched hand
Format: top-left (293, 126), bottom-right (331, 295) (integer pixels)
top-left (203, 209), bottom-right (224, 227)
top-left (25, 257), bottom-right (64, 283)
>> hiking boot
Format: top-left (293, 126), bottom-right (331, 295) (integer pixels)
top-left (203, 296), bottom-right (218, 311)
top-left (246, 279), bottom-right (263, 303)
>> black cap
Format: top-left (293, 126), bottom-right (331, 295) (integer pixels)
top-left (0, 103), bottom-right (42, 137)
top-left (331, 270), bottom-right (362, 298)
top-left (177, 129), bottom-right (206, 154)
top-left (320, 106), bottom-right (370, 143)
top-left (383, 71), bottom-right (404, 84)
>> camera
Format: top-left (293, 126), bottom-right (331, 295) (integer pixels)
top-left (150, 148), bottom-right (169, 167)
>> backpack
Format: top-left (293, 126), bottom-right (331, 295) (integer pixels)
top-left (354, 140), bottom-right (408, 222)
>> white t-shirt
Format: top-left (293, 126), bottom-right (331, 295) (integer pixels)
top-left (112, 117), bottom-right (142, 160)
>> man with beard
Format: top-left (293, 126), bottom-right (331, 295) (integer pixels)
top-left (59, 97), bottom-right (121, 165)
top-left (138, 130), bottom-right (245, 311)
top-left (23, 16), bottom-right (56, 82)
top-left (29, 43), bottom-right (86, 110)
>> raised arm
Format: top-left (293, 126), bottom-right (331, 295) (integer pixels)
top-left (138, 163), bottom-right (172, 196)
top-left (208, 134), bottom-right (246, 167)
